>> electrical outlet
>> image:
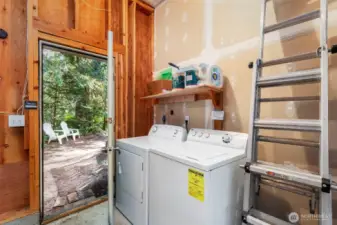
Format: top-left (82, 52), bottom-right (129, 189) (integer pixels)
top-left (8, 115), bottom-right (25, 127)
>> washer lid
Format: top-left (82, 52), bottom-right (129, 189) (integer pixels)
top-left (182, 143), bottom-right (231, 161)
top-left (151, 142), bottom-right (245, 171)
top-left (117, 136), bottom-right (186, 154)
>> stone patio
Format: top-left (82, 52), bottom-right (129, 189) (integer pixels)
top-left (43, 135), bottom-right (108, 219)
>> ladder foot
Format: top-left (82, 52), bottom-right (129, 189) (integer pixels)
top-left (321, 178), bottom-right (331, 193)
top-left (244, 162), bottom-right (251, 173)
top-left (330, 44), bottom-right (337, 54)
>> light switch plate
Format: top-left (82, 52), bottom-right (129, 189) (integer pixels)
top-left (211, 110), bottom-right (224, 121)
top-left (8, 115), bottom-right (25, 127)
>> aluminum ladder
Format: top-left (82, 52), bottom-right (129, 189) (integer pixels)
top-left (242, 0), bottom-right (337, 224)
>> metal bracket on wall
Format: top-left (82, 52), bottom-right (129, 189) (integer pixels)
top-left (0, 29), bottom-right (8, 39)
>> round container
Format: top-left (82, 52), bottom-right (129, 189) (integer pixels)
top-left (210, 65), bottom-right (223, 87)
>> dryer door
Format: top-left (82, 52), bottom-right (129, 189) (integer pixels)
top-left (116, 148), bottom-right (144, 203)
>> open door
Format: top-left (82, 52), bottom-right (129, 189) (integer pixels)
top-left (39, 41), bottom-right (109, 222)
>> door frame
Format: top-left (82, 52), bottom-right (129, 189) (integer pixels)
top-left (29, 31), bottom-right (111, 224)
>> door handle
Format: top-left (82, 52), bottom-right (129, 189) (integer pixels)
top-left (118, 162), bottom-right (122, 174)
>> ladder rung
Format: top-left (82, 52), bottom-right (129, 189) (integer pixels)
top-left (257, 69), bottom-right (321, 87)
top-left (258, 135), bottom-right (319, 148)
top-left (254, 119), bottom-right (321, 132)
top-left (249, 162), bottom-right (322, 188)
top-left (264, 10), bottom-right (320, 34)
top-left (249, 209), bottom-right (293, 225)
top-left (259, 96), bottom-right (320, 102)
top-left (246, 215), bottom-right (271, 225)
top-left (262, 52), bottom-right (318, 67)
top-left (261, 176), bottom-right (317, 197)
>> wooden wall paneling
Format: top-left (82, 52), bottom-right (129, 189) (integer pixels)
top-left (5, 0), bottom-right (28, 164)
top-left (122, 0), bottom-right (129, 138)
top-left (75, 0), bottom-right (106, 39)
top-left (107, 0), bottom-right (112, 34)
top-left (114, 53), bottom-right (120, 138)
top-left (150, 13), bottom-right (154, 70)
top-left (38, 0), bottom-right (75, 28)
top-left (33, 17), bottom-right (126, 54)
top-left (128, 2), bottom-right (136, 137)
top-left (0, 162), bottom-right (30, 218)
top-left (110, 0), bottom-right (123, 44)
top-left (0, 0), bottom-right (30, 219)
top-left (132, 0), bottom-right (154, 14)
top-left (27, 0), bottom-right (39, 212)
top-left (0, 115), bottom-right (4, 165)
top-left (134, 7), bottom-right (153, 136)
top-left (38, 32), bottom-right (107, 55)
top-left (0, 0), bottom-right (9, 166)
top-left (29, 31), bottom-right (39, 212)
top-left (118, 54), bottom-right (126, 138)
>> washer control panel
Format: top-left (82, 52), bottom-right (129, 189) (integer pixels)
top-left (149, 124), bottom-right (187, 141)
top-left (187, 128), bottom-right (248, 149)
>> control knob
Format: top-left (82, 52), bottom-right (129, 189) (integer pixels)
top-left (152, 126), bottom-right (158, 133)
top-left (222, 134), bottom-right (232, 143)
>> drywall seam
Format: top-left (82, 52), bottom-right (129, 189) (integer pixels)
top-left (203, 0), bottom-right (213, 51)
top-left (155, 0), bottom-right (168, 8)
top-left (154, 8), bottom-right (337, 72)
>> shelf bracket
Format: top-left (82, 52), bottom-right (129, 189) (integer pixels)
top-left (208, 90), bottom-right (222, 109)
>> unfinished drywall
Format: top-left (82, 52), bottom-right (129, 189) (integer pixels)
top-left (154, 0), bottom-right (337, 224)
top-left (0, 0), bottom-right (30, 219)
top-left (154, 100), bottom-right (214, 129)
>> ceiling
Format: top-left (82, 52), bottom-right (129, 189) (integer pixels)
top-left (143, 0), bottom-right (166, 7)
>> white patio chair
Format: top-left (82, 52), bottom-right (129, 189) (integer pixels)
top-left (61, 121), bottom-right (80, 141)
top-left (43, 123), bottom-right (68, 144)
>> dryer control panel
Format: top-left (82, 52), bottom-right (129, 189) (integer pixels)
top-left (187, 128), bottom-right (248, 149)
top-left (148, 124), bottom-right (187, 141)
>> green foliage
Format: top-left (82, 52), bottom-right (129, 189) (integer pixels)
top-left (43, 49), bottom-right (108, 135)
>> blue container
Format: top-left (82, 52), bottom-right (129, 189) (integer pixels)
top-left (172, 71), bottom-right (185, 90)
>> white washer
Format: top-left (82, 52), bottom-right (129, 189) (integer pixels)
top-left (116, 124), bottom-right (187, 225)
top-left (149, 128), bottom-right (248, 225)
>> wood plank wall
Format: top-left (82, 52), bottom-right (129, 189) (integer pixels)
top-left (128, 2), bottom-right (154, 137)
top-left (134, 7), bottom-right (154, 136)
top-left (0, 0), bottom-right (154, 223)
top-left (0, 0), bottom-right (30, 218)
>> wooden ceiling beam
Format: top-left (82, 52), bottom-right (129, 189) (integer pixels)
top-left (129, 0), bottom-right (154, 14)
top-left (33, 17), bottom-right (126, 54)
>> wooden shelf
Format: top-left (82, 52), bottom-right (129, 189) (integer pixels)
top-left (141, 85), bottom-right (223, 109)
top-left (142, 85), bottom-right (221, 99)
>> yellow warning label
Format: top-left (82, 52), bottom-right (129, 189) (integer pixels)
top-left (188, 168), bottom-right (204, 202)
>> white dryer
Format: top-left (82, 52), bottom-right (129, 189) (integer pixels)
top-left (149, 128), bottom-right (248, 225)
top-left (116, 124), bottom-right (187, 225)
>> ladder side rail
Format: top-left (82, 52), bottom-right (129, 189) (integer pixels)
top-left (243, 0), bottom-right (267, 216)
top-left (250, 209), bottom-right (293, 225)
top-left (319, 0), bottom-right (332, 224)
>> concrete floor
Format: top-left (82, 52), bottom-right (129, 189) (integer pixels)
top-left (4, 202), bottom-right (130, 225)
